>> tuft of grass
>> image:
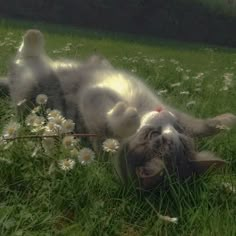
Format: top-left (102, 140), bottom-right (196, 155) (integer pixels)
top-left (0, 18), bottom-right (236, 235)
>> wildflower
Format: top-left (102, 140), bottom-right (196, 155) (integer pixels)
top-left (170, 82), bottom-right (181, 87)
top-left (102, 139), bottom-right (120, 153)
top-left (31, 106), bottom-right (41, 114)
top-left (78, 148), bottom-right (95, 165)
top-left (58, 158), bottom-right (75, 171)
top-left (3, 122), bottom-right (20, 138)
top-left (52, 49), bottom-right (61, 54)
top-left (17, 98), bottom-right (26, 106)
top-left (36, 94), bottom-right (48, 105)
top-left (158, 215), bottom-right (178, 224)
top-left (48, 114), bottom-right (66, 131)
top-left (62, 119), bottom-right (75, 133)
top-left (62, 136), bottom-right (76, 149)
top-left (180, 91), bottom-right (190, 95)
top-left (176, 66), bottom-right (183, 72)
top-left (170, 59), bottom-right (179, 64)
top-left (47, 109), bottom-right (62, 118)
top-left (182, 75), bottom-right (189, 80)
top-left (26, 114), bottom-right (40, 126)
top-left (45, 121), bottom-right (60, 133)
top-left (194, 72), bottom-right (204, 80)
top-left (157, 89), bottom-right (168, 95)
top-left (222, 182), bottom-right (236, 194)
top-left (28, 115), bottom-right (45, 132)
top-left (186, 101), bottom-right (196, 107)
top-left (31, 146), bottom-right (39, 157)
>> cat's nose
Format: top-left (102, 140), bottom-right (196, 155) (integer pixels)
top-left (161, 125), bottom-right (178, 144)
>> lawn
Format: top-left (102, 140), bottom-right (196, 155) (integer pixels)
top-left (0, 18), bottom-right (236, 236)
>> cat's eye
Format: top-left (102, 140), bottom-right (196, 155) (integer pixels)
top-left (148, 128), bottom-right (162, 140)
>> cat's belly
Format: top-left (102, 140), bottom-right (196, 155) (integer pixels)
top-left (93, 70), bottom-right (134, 102)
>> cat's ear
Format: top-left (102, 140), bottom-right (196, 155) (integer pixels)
top-left (190, 151), bottom-right (227, 174)
top-left (136, 158), bottom-right (165, 189)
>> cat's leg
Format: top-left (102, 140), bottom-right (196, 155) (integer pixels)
top-left (80, 87), bottom-right (140, 139)
top-left (107, 101), bottom-right (140, 138)
top-left (173, 109), bottom-right (236, 137)
top-left (19, 29), bottom-right (45, 57)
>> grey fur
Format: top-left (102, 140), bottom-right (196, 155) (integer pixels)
top-left (3, 30), bottom-right (236, 190)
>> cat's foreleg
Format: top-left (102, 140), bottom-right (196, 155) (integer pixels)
top-left (81, 87), bottom-right (140, 138)
top-left (107, 101), bottom-right (140, 138)
top-left (173, 110), bottom-right (236, 137)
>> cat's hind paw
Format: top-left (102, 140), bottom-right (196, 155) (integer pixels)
top-left (19, 29), bottom-right (44, 57)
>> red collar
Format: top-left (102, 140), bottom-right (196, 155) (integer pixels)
top-left (155, 106), bottom-right (163, 112)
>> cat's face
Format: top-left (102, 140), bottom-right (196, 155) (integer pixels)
top-left (118, 111), bottom-right (225, 190)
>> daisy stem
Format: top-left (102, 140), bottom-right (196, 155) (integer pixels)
top-left (3, 133), bottom-right (98, 141)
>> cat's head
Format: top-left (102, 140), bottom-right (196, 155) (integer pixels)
top-left (116, 110), bottom-right (226, 190)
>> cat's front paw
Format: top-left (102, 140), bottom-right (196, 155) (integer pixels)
top-left (107, 102), bottom-right (140, 137)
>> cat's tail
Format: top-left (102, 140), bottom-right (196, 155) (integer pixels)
top-left (0, 77), bottom-right (10, 97)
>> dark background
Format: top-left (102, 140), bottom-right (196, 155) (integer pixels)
top-left (0, 0), bottom-right (235, 47)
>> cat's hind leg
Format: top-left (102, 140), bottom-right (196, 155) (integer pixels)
top-left (173, 109), bottom-right (236, 137)
top-left (19, 29), bottom-right (45, 57)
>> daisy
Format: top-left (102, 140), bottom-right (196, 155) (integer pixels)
top-left (78, 148), bottom-right (95, 165)
top-left (158, 215), bottom-right (178, 224)
top-left (36, 94), bottom-right (48, 105)
top-left (31, 106), bottom-right (40, 114)
top-left (62, 119), bottom-right (75, 133)
top-left (44, 121), bottom-right (60, 134)
top-left (31, 116), bottom-right (45, 133)
top-left (170, 82), bottom-right (181, 88)
top-left (47, 109), bottom-right (62, 118)
top-left (180, 91), bottom-right (190, 95)
top-left (17, 98), bottom-right (26, 106)
top-left (25, 114), bottom-right (39, 126)
top-left (58, 158), bottom-right (75, 171)
top-left (157, 89), bottom-right (168, 95)
top-left (102, 139), bottom-right (120, 153)
top-left (62, 136), bottom-right (76, 149)
top-left (3, 122), bottom-right (20, 139)
top-left (186, 101), bottom-right (196, 107)
top-left (48, 114), bottom-right (66, 128)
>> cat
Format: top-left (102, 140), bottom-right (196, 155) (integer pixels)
top-left (1, 29), bottom-right (236, 190)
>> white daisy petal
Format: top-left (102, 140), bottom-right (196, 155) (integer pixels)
top-left (58, 158), bottom-right (75, 171)
top-left (36, 94), bottom-right (48, 105)
top-left (78, 148), bottom-right (95, 165)
top-left (102, 139), bottom-right (120, 153)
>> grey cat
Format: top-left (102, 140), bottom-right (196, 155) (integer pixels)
top-left (1, 29), bottom-right (236, 190)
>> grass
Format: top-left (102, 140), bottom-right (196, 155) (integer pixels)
top-left (0, 18), bottom-right (236, 235)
